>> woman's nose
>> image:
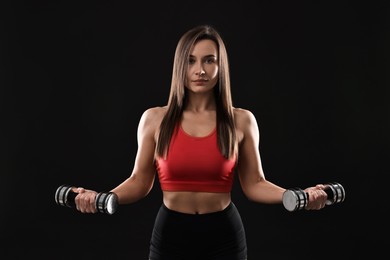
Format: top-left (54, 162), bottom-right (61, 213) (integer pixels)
top-left (195, 64), bottom-right (205, 75)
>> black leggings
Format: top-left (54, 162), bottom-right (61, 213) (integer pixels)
top-left (149, 202), bottom-right (247, 260)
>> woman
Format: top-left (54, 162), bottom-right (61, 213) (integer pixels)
top-left (73, 24), bottom-right (328, 260)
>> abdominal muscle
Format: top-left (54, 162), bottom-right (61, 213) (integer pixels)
top-left (162, 191), bottom-right (231, 214)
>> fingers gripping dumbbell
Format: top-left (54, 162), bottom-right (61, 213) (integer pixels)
top-left (282, 182), bottom-right (345, 212)
top-left (55, 184), bottom-right (118, 215)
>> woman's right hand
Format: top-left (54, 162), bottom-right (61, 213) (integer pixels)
top-left (71, 187), bottom-right (98, 213)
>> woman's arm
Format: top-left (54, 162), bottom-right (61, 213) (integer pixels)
top-left (110, 107), bottom-right (163, 204)
top-left (74, 107), bottom-right (164, 213)
top-left (235, 108), bottom-right (327, 209)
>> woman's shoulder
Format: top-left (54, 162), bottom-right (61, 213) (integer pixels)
top-left (233, 107), bottom-right (257, 123)
top-left (138, 106), bottom-right (167, 129)
top-left (233, 107), bottom-right (259, 133)
top-left (142, 106), bottom-right (167, 118)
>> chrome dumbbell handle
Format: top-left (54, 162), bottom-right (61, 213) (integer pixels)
top-left (55, 184), bottom-right (118, 215)
top-left (282, 182), bottom-right (345, 212)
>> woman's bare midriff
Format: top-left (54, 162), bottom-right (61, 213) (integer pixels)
top-left (163, 191), bottom-right (231, 214)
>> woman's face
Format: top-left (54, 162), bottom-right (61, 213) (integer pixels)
top-left (185, 39), bottom-right (219, 93)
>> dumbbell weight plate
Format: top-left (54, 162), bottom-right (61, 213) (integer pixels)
top-left (282, 188), bottom-right (308, 212)
top-left (325, 182), bottom-right (345, 205)
top-left (95, 192), bottom-right (118, 215)
top-left (55, 184), bottom-right (75, 208)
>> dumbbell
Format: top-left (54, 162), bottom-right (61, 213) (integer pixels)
top-left (282, 182), bottom-right (345, 212)
top-left (55, 184), bottom-right (118, 215)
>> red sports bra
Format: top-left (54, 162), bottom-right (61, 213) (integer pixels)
top-left (155, 125), bottom-right (237, 192)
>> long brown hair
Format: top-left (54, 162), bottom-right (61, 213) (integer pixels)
top-left (156, 24), bottom-right (236, 159)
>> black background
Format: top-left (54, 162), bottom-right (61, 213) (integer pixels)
top-left (1, 1), bottom-right (388, 259)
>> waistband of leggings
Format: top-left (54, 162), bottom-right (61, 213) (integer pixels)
top-left (161, 201), bottom-right (234, 217)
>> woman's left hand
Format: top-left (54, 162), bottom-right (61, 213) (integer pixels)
top-left (304, 184), bottom-right (328, 210)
